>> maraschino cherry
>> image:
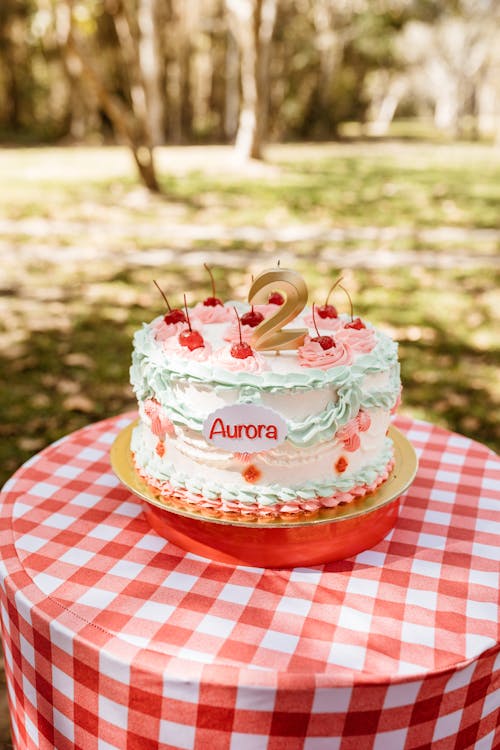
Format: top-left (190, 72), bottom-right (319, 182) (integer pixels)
top-left (153, 280), bottom-right (186, 325)
top-left (241, 304), bottom-right (264, 328)
top-left (268, 290), bottom-right (284, 305)
top-left (317, 276), bottom-right (343, 319)
top-left (311, 303), bottom-right (335, 350)
top-left (203, 264), bottom-right (223, 307)
top-left (340, 284), bottom-right (366, 329)
top-left (230, 308), bottom-right (254, 359)
top-left (178, 295), bottom-right (205, 350)
top-left (345, 317), bottom-right (365, 330)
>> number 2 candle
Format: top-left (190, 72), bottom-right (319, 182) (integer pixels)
top-left (248, 268), bottom-right (308, 350)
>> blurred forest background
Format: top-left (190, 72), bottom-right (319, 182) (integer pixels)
top-left (2, 0), bottom-right (500, 163)
top-left (0, 1), bottom-right (499, 745)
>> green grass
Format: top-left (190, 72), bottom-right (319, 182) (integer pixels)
top-left (2, 142), bottom-right (500, 230)
top-left (159, 160), bottom-right (500, 229)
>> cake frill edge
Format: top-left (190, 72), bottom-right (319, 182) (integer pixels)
top-left (131, 451), bottom-right (395, 521)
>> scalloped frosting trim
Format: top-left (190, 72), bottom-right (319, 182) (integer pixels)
top-left (133, 454), bottom-right (395, 519)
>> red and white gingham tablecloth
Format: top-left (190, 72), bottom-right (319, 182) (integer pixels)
top-left (0, 413), bottom-right (498, 750)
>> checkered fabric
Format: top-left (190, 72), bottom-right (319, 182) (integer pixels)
top-left (0, 413), bottom-right (498, 750)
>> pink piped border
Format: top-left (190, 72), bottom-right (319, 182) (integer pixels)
top-left (132, 454), bottom-right (395, 520)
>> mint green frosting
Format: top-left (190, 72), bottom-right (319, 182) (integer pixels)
top-left (360, 364), bottom-right (401, 410)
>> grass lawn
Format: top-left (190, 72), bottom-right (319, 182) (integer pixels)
top-left (0, 139), bottom-right (498, 747)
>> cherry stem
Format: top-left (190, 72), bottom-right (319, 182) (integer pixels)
top-left (250, 276), bottom-right (255, 313)
top-left (233, 307), bottom-right (243, 345)
top-left (312, 303), bottom-right (321, 338)
top-left (339, 284), bottom-right (354, 321)
top-left (204, 263), bottom-right (216, 298)
top-left (183, 294), bottom-right (192, 331)
top-left (153, 279), bottom-right (172, 312)
top-left (325, 275), bottom-right (344, 306)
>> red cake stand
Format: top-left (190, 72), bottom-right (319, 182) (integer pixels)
top-left (111, 423), bottom-right (418, 568)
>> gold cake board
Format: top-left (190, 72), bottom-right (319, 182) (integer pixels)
top-left (111, 422), bottom-right (418, 567)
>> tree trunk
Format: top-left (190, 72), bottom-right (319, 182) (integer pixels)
top-left (3, 17), bottom-right (23, 129)
top-left (5, 58), bottom-right (20, 129)
top-left (137, 0), bottom-right (164, 145)
top-left (168, 0), bottom-right (195, 144)
top-left (54, 3), bottom-right (90, 140)
top-left (131, 144), bottom-right (161, 192)
top-left (226, 0), bottom-right (277, 161)
top-left (365, 74), bottom-right (406, 136)
top-left (62, 2), bottom-right (161, 192)
top-left (311, 0), bottom-right (349, 137)
top-left (107, 0), bottom-right (148, 128)
top-left (234, 1), bottom-right (259, 160)
top-left (224, 27), bottom-right (239, 140)
top-left (256, 0), bottom-right (277, 150)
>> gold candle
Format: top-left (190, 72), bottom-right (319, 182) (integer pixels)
top-left (248, 268), bottom-right (308, 351)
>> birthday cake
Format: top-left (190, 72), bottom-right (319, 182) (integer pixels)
top-left (129, 268), bottom-right (401, 519)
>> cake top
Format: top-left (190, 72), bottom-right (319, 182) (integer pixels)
top-left (131, 267), bottom-right (398, 392)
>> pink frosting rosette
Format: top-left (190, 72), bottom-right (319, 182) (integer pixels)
top-left (214, 345), bottom-right (268, 373)
top-left (298, 336), bottom-right (352, 369)
top-left (336, 410), bottom-right (372, 451)
top-left (335, 324), bottom-right (376, 353)
top-left (303, 313), bottom-right (343, 332)
top-left (254, 303), bottom-right (281, 318)
top-left (357, 410), bottom-right (371, 432)
top-left (162, 333), bottom-right (212, 361)
top-left (336, 417), bottom-right (361, 452)
top-left (190, 302), bottom-right (233, 324)
top-left (153, 318), bottom-right (185, 342)
top-left (144, 398), bottom-right (176, 438)
top-left (223, 321), bottom-right (255, 344)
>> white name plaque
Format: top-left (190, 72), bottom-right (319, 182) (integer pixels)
top-left (203, 403), bottom-right (288, 453)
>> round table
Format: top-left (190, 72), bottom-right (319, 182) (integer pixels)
top-left (0, 413), bottom-right (498, 750)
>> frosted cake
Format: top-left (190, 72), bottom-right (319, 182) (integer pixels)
top-left (129, 272), bottom-right (401, 519)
